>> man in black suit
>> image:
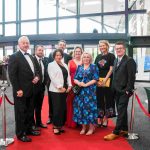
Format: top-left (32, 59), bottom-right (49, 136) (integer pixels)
top-left (47, 40), bottom-right (72, 124)
top-left (104, 41), bottom-right (136, 141)
top-left (33, 45), bottom-right (47, 128)
top-left (8, 36), bottom-right (40, 142)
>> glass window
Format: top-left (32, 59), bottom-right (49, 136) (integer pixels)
top-left (104, 0), bottom-right (125, 12)
top-left (0, 0), bottom-right (2, 22)
top-left (59, 18), bottom-right (76, 33)
top-left (44, 45), bottom-right (53, 57)
top-left (80, 16), bottom-right (102, 33)
top-left (59, 0), bottom-right (76, 16)
top-left (0, 47), bottom-right (3, 60)
top-left (5, 24), bottom-right (16, 36)
top-left (0, 24), bottom-right (2, 35)
top-left (103, 15), bottom-right (125, 33)
top-left (133, 47), bottom-right (150, 81)
top-left (5, 0), bottom-right (16, 21)
top-left (129, 13), bottom-right (150, 36)
top-left (21, 0), bottom-right (37, 20)
top-left (21, 22), bottom-right (36, 35)
top-left (4, 46), bottom-right (14, 56)
top-left (39, 0), bottom-right (56, 18)
top-left (128, 0), bottom-right (146, 10)
top-left (80, 0), bottom-right (101, 14)
top-left (39, 20), bottom-right (56, 34)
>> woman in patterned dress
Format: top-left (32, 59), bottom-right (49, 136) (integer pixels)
top-left (73, 52), bottom-right (99, 135)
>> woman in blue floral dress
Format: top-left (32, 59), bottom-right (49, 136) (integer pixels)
top-left (73, 52), bottom-right (99, 135)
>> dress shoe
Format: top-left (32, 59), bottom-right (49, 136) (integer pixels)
top-left (27, 130), bottom-right (41, 136)
top-left (32, 125), bottom-right (41, 131)
top-left (53, 127), bottom-right (61, 135)
top-left (104, 133), bottom-right (119, 141)
top-left (47, 119), bottom-right (52, 124)
top-left (120, 130), bottom-right (128, 137)
top-left (37, 123), bottom-right (47, 128)
top-left (59, 129), bottom-right (65, 133)
top-left (17, 135), bottom-right (32, 142)
top-left (80, 129), bottom-right (86, 135)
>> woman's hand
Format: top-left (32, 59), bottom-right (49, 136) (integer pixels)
top-left (80, 82), bottom-right (86, 87)
top-left (66, 87), bottom-right (72, 93)
top-left (97, 81), bottom-right (102, 87)
top-left (58, 87), bottom-right (66, 93)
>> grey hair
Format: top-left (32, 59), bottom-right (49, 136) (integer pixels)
top-left (18, 36), bottom-right (30, 44)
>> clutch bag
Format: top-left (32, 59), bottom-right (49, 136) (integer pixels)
top-left (72, 84), bottom-right (81, 95)
top-left (99, 78), bottom-right (111, 87)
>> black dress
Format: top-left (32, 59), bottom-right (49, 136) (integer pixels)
top-left (50, 64), bottom-right (68, 127)
top-left (95, 53), bottom-right (116, 118)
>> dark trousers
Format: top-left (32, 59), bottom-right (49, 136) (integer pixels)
top-left (14, 95), bottom-right (34, 137)
top-left (113, 92), bottom-right (129, 135)
top-left (50, 91), bottom-right (67, 127)
top-left (48, 90), bottom-right (53, 121)
top-left (34, 90), bottom-right (45, 125)
top-left (97, 87), bottom-right (115, 117)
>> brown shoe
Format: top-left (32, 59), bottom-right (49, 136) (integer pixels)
top-left (120, 130), bottom-right (128, 137)
top-left (104, 133), bottom-right (119, 141)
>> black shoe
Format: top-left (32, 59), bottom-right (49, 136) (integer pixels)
top-left (47, 119), bottom-right (52, 124)
top-left (17, 135), bottom-right (32, 142)
top-left (32, 125), bottom-right (41, 131)
top-left (53, 127), bottom-right (61, 135)
top-left (27, 130), bottom-right (41, 136)
top-left (37, 123), bottom-right (47, 128)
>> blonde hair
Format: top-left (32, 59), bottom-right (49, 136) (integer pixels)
top-left (99, 40), bottom-right (110, 50)
top-left (73, 46), bottom-right (83, 58)
top-left (82, 52), bottom-right (93, 64)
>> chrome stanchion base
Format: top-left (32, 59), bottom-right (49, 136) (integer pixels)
top-left (127, 133), bottom-right (139, 140)
top-left (0, 138), bottom-right (14, 146)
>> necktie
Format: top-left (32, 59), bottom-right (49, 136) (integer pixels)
top-left (39, 59), bottom-right (42, 70)
top-left (117, 58), bottom-right (121, 67)
top-left (24, 52), bottom-right (29, 55)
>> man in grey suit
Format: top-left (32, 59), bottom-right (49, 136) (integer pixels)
top-left (104, 41), bottom-right (136, 141)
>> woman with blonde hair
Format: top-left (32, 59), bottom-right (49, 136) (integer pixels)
top-left (66, 46), bottom-right (83, 128)
top-left (73, 52), bottom-right (99, 135)
top-left (94, 40), bottom-right (116, 127)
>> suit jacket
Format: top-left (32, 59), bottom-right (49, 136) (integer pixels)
top-left (48, 60), bottom-right (72, 93)
top-left (48, 52), bottom-right (72, 64)
top-left (8, 51), bottom-right (38, 97)
top-left (32, 56), bottom-right (46, 93)
top-left (112, 55), bottom-right (136, 94)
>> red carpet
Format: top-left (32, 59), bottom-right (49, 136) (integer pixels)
top-left (8, 96), bottom-right (133, 150)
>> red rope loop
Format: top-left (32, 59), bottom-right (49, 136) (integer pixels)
top-left (4, 94), bottom-right (14, 105)
top-left (0, 96), bottom-right (2, 106)
top-left (135, 93), bottom-right (150, 117)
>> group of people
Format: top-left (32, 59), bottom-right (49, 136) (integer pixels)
top-left (8, 36), bottom-right (136, 142)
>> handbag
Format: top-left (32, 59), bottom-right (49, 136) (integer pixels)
top-left (99, 78), bottom-right (111, 87)
top-left (72, 84), bottom-right (81, 95)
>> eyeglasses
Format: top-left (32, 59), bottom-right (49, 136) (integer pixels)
top-left (115, 47), bottom-right (124, 50)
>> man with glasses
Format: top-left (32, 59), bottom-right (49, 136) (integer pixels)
top-left (104, 41), bottom-right (136, 141)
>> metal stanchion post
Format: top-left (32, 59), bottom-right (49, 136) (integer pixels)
top-left (0, 87), bottom-right (14, 146)
top-left (128, 89), bottom-right (139, 140)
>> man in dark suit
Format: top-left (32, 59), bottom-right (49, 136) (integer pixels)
top-left (33, 45), bottom-right (47, 128)
top-left (47, 40), bottom-right (72, 124)
top-left (104, 41), bottom-right (136, 141)
top-left (8, 36), bottom-right (40, 142)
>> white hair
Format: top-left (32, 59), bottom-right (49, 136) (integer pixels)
top-left (18, 36), bottom-right (30, 44)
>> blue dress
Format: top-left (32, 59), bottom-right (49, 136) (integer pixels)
top-left (73, 64), bottom-right (99, 125)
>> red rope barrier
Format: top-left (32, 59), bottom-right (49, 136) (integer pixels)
top-left (4, 94), bottom-right (14, 105)
top-left (0, 96), bottom-right (2, 106)
top-left (135, 93), bottom-right (150, 117)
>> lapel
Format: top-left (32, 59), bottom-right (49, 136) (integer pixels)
top-left (18, 51), bottom-right (34, 74)
top-left (114, 55), bottom-right (128, 72)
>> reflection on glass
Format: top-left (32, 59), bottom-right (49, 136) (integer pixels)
top-left (39, 20), bottom-right (56, 34)
top-left (21, 22), bottom-right (36, 35)
top-left (0, 0), bottom-right (2, 22)
top-left (5, 0), bottom-right (16, 21)
top-left (133, 47), bottom-right (150, 81)
top-left (80, 16), bottom-right (101, 33)
top-left (0, 24), bottom-right (2, 35)
top-left (129, 14), bottom-right (150, 36)
top-left (103, 15), bottom-right (125, 33)
top-left (21, 0), bottom-right (37, 20)
top-left (5, 24), bottom-right (16, 36)
top-left (5, 46), bottom-right (13, 56)
top-left (39, 0), bottom-right (56, 18)
top-left (80, 0), bottom-right (101, 14)
top-left (59, 18), bottom-right (76, 33)
top-left (44, 45), bottom-right (52, 57)
top-left (104, 0), bottom-right (125, 12)
top-left (0, 48), bottom-right (3, 60)
top-left (59, 0), bottom-right (76, 16)
top-left (128, 0), bottom-right (145, 10)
